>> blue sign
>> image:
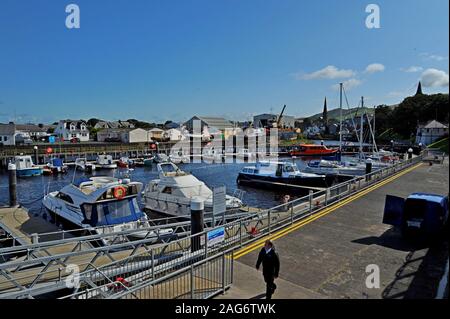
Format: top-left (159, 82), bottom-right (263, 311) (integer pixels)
top-left (49, 136), bottom-right (56, 144)
top-left (207, 227), bottom-right (225, 246)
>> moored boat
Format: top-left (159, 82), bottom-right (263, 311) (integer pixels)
top-left (13, 156), bottom-right (43, 177)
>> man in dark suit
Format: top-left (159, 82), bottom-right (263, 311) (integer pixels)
top-left (256, 240), bottom-right (280, 299)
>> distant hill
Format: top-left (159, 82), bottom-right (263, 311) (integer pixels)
top-left (308, 107), bottom-right (375, 122)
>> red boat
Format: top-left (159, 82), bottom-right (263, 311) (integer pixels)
top-left (289, 144), bottom-right (338, 157)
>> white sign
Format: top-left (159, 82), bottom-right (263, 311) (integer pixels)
top-left (213, 186), bottom-right (226, 216)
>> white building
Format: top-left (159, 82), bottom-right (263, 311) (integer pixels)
top-left (0, 123), bottom-right (16, 146)
top-left (54, 120), bottom-right (90, 142)
top-left (415, 120), bottom-right (449, 145)
top-left (97, 128), bottom-right (151, 143)
top-left (164, 128), bottom-right (186, 141)
top-left (148, 128), bottom-right (165, 141)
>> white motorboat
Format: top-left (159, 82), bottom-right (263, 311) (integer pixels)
top-left (75, 158), bottom-right (96, 172)
top-left (169, 151), bottom-right (190, 164)
top-left (96, 154), bottom-right (117, 169)
top-left (43, 176), bottom-right (172, 245)
top-left (143, 163), bottom-right (243, 217)
top-left (237, 160), bottom-right (331, 189)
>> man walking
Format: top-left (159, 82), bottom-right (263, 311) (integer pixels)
top-left (256, 240), bottom-right (280, 299)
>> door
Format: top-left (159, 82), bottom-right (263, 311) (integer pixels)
top-left (382, 195), bottom-right (405, 226)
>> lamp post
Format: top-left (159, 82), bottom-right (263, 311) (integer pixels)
top-left (33, 145), bottom-right (39, 165)
top-left (390, 140), bottom-right (394, 153)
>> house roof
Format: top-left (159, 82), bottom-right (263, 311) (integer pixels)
top-left (0, 123), bottom-right (16, 135)
top-left (149, 128), bottom-right (164, 132)
top-left (423, 120), bottom-right (448, 129)
top-left (192, 116), bottom-right (233, 131)
top-left (15, 124), bottom-right (46, 133)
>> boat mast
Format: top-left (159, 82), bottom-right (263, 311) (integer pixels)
top-left (360, 96), bottom-right (364, 158)
top-left (339, 83), bottom-right (343, 152)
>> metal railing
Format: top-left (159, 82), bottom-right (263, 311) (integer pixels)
top-left (0, 155), bottom-right (424, 299)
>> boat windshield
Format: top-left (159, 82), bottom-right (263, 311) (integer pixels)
top-left (82, 198), bottom-right (144, 227)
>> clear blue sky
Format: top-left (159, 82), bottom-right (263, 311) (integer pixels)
top-left (0, 0), bottom-right (448, 124)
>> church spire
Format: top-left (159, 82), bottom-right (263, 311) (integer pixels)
top-left (415, 81), bottom-right (423, 95)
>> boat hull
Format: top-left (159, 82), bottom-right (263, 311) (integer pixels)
top-left (237, 172), bottom-right (330, 190)
top-left (16, 168), bottom-right (43, 177)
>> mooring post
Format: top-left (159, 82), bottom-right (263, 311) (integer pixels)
top-left (33, 145), bottom-right (39, 165)
top-left (190, 197), bottom-right (204, 253)
top-left (365, 158), bottom-right (372, 182)
top-left (8, 163), bottom-right (17, 207)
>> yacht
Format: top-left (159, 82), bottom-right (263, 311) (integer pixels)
top-left (96, 154), bottom-right (117, 169)
top-left (43, 176), bottom-right (172, 245)
top-left (237, 161), bottom-right (330, 189)
top-left (143, 163), bottom-right (243, 217)
top-left (13, 155), bottom-right (43, 177)
top-left (303, 159), bottom-right (366, 176)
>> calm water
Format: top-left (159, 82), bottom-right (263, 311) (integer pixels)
top-left (0, 160), bottom-right (307, 218)
top-left (0, 155), bottom-right (361, 219)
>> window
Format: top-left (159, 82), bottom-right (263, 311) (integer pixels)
top-left (56, 192), bottom-right (74, 204)
top-left (162, 187), bottom-right (172, 194)
top-left (4, 136), bottom-right (7, 141)
top-left (104, 200), bottom-right (134, 220)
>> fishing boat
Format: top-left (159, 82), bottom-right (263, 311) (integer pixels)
top-left (143, 163), bottom-right (243, 217)
top-left (13, 156), bottom-right (43, 177)
top-left (118, 157), bottom-right (135, 168)
top-left (43, 158), bottom-right (68, 175)
top-left (289, 144), bottom-right (338, 157)
top-left (42, 176), bottom-right (172, 245)
top-left (96, 154), bottom-right (117, 169)
top-left (237, 160), bottom-right (330, 189)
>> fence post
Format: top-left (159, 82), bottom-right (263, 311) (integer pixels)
top-left (268, 211), bottom-right (271, 234)
top-left (309, 190), bottom-right (313, 213)
top-left (239, 220), bottom-right (243, 247)
top-left (222, 252), bottom-right (226, 293)
top-left (290, 203), bottom-right (294, 224)
top-left (190, 265), bottom-right (194, 299)
top-left (151, 249), bottom-right (155, 279)
top-left (190, 197), bottom-right (204, 253)
top-left (8, 163), bottom-right (17, 207)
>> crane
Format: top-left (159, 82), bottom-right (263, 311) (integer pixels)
top-left (275, 105), bottom-right (286, 128)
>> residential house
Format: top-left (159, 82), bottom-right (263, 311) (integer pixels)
top-left (148, 128), bottom-right (165, 141)
top-left (164, 128), bottom-right (186, 141)
top-left (54, 120), bottom-right (90, 141)
top-left (0, 123), bottom-right (16, 145)
top-left (415, 120), bottom-right (449, 145)
top-left (15, 124), bottom-right (48, 140)
top-left (97, 128), bottom-right (151, 143)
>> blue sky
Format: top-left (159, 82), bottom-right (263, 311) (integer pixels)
top-left (0, 0), bottom-right (448, 124)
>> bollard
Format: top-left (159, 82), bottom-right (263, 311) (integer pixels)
top-left (33, 146), bottom-right (39, 165)
top-left (407, 148), bottom-right (413, 160)
top-left (8, 163), bottom-right (17, 207)
top-left (365, 159), bottom-right (372, 182)
top-left (190, 197), bottom-right (204, 253)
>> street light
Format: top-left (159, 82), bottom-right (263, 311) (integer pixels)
top-left (390, 140), bottom-right (394, 153)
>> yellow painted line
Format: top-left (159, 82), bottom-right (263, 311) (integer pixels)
top-left (234, 163), bottom-right (423, 259)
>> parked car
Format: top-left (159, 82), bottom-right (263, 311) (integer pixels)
top-left (70, 137), bottom-right (80, 143)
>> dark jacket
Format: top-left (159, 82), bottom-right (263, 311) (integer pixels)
top-left (256, 247), bottom-right (280, 278)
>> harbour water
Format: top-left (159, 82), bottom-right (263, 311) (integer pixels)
top-left (0, 158), bottom-right (317, 218)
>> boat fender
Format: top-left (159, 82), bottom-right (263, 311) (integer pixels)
top-left (113, 186), bottom-right (127, 200)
